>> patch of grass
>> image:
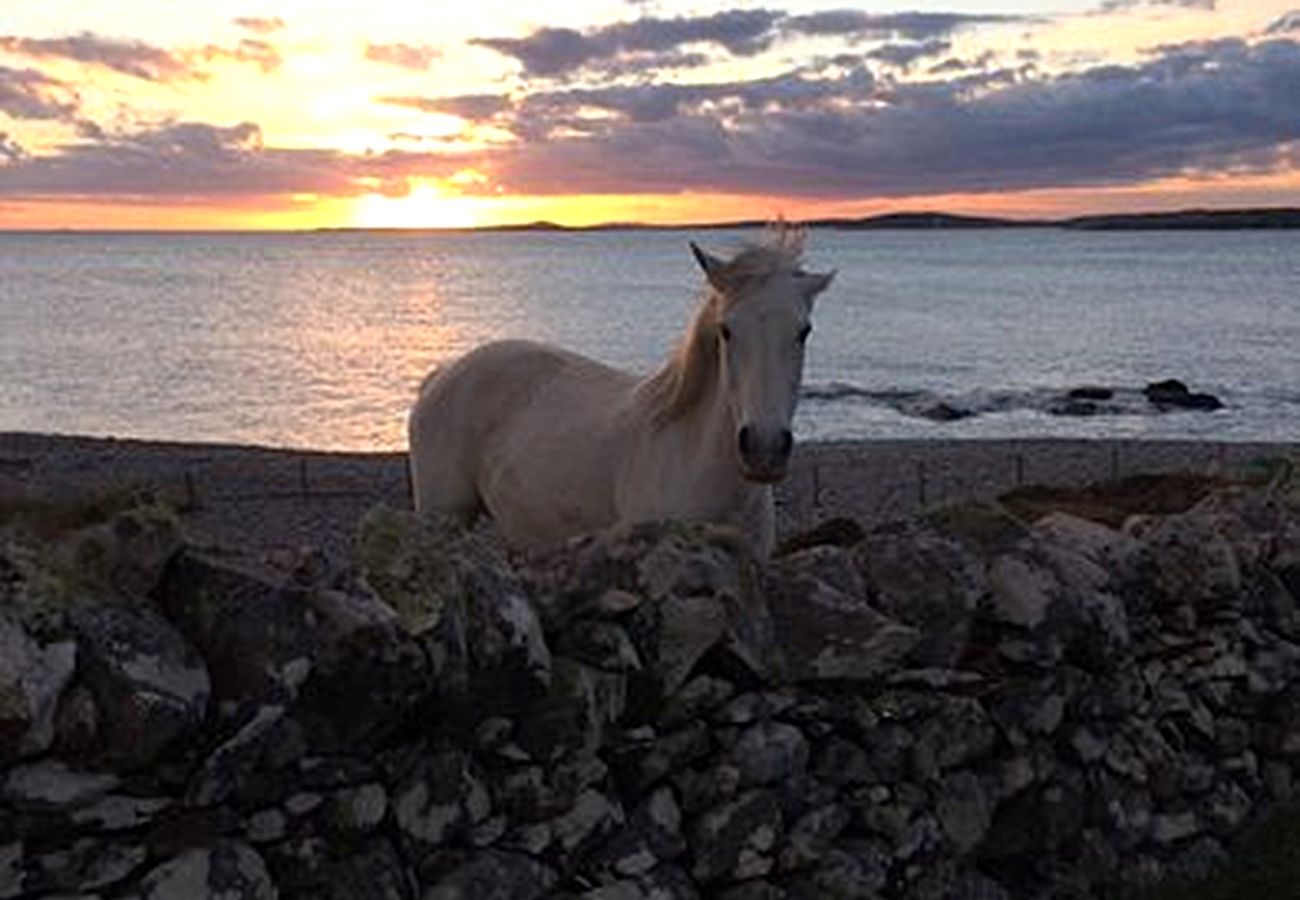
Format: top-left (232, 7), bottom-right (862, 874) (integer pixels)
top-left (1127, 801), bottom-right (1300, 900)
top-left (0, 483), bottom-right (184, 540)
top-left (999, 473), bottom-right (1235, 528)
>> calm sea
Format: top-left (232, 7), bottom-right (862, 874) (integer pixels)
top-left (1, 228), bottom-right (1297, 450)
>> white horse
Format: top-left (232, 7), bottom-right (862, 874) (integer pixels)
top-left (407, 226), bottom-right (833, 557)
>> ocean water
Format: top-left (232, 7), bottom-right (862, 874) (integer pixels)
top-left (0, 228), bottom-right (1297, 451)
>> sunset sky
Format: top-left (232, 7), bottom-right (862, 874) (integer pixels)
top-left (1, 0), bottom-right (1297, 228)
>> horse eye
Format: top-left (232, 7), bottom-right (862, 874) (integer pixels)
top-left (797, 324), bottom-right (812, 343)
top-left (719, 323), bottom-right (732, 342)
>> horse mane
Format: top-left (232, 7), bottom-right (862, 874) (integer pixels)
top-left (637, 224), bottom-right (807, 427)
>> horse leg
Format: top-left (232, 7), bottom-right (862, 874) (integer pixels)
top-left (409, 451), bottom-right (482, 527)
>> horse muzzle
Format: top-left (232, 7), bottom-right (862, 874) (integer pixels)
top-left (738, 425), bottom-right (793, 483)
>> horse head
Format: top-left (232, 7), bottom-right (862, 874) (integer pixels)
top-left (691, 231), bottom-right (834, 483)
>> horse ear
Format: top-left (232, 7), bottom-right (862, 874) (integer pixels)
top-left (800, 269), bottom-right (835, 302)
top-left (690, 242), bottom-right (731, 291)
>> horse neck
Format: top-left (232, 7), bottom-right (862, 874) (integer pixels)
top-left (636, 310), bottom-right (742, 468)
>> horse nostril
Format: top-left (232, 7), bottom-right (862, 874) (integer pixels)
top-left (778, 429), bottom-right (793, 457)
top-left (738, 425), bottom-right (753, 457)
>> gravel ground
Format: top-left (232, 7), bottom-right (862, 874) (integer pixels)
top-left (2, 431), bottom-right (1295, 563)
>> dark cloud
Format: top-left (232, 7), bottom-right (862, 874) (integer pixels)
top-left (5, 34), bottom-right (1298, 209)
top-left (196, 38), bottom-right (282, 73)
top-left (867, 40), bottom-right (953, 69)
top-left (0, 33), bottom-right (192, 81)
top-left (380, 93), bottom-right (512, 121)
top-left (365, 42), bottom-right (441, 71)
top-left (0, 119), bottom-right (470, 200)
top-left (784, 10), bottom-right (1024, 41)
top-left (1267, 11), bottom-right (1300, 34)
top-left (233, 17), bottom-right (285, 35)
top-left (1099, 0), bottom-right (1216, 11)
top-left (473, 8), bottom-right (1024, 78)
top-left (471, 9), bottom-right (783, 76)
top-left (0, 65), bottom-right (78, 120)
top-left (0, 31), bottom-right (282, 80)
top-left (459, 37), bottom-right (1300, 199)
top-left (0, 131), bottom-right (26, 162)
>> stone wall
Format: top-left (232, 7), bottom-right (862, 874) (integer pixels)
top-left (2, 476), bottom-right (1300, 899)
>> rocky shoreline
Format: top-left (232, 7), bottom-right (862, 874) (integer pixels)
top-left (3, 449), bottom-right (1300, 899)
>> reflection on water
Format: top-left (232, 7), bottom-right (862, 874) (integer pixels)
top-left (1, 229), bottom-right (1298, 449)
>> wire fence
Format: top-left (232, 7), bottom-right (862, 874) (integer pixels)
top-left (3, 435), bottom-right (1295, 560)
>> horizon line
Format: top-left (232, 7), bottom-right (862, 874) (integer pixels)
top-left (2, 205), bottom-right (1299, 235)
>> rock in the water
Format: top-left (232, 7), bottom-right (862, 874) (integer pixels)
top-left (1144, 379), bottom-right (1223, 411)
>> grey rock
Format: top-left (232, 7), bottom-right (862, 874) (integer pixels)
top-left (329, 783), bottom-right (388, 835)
top-left (561, 621), bottom-right (642, 673)
top-left (134, 841), bottom-right (275, 900)
top-left (715, 881), bottom-right (786, 900)
top-left (1201, 781), bottom-right (1252, 835)
top-left (911, 696), bottom-right (997, 778)
top-left (393, 750), bottom-right (490, 862)
top-left (71, 794), bottom-right (172, 832)
top-left (28, 839), bottom-right (145, 895)
top-left (909, 861), bottom-right (1012, 900)
top-left (0, 610), bottom-right (77, 759)
top-left (787, 842), bottom-right (889, 900)
top-left (1150, 811), bottom-right (1201, 845)
top-left (690, 790), bottom-right (782, 883)
top-left (778, 804), bottom-right (850, 871)
top-left (2, 760), bottom-right (119, 811)
top-left (591, 788), bottom-right (685, 879)
top-left (854, 519), bottom-right (986, 667)
top-left (764, 559), bottom-right (920, 682)
top-left (70, 604), bottom-right (209, 768)
top-left (187, 704), bottom-right (295, 807)
top-left (660, 676), bottom-right (734, 728)
top-left (421, 850), bottom-right (555, 900)
top-left (935, 772), bottom-right (993, 854)
top-left (580, 864), bottom-right (697, 900)
top-left (812, 737), bottom-right (876, 786)
top-left (652, 594), bottom-right (728, 696)
top-left (517, 659), bottom-right (625, 763)
top-left (733, 722), bottom-right (809, 786)
top-left (156, 552), bottom-right (320, 707)
top-left (550, 788), bottom-right (623, 856)
top-left (1, 843), bottom-right (22, 900)
top-left (270, 837), bottom-right (414, 900)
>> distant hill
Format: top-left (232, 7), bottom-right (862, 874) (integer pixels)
top-left (815, 211), bottom-right (1024, 229)
top-left (1061, 208), bottom-right (1300, 230)
top-left (315, 206), bottom-right (1300, 234)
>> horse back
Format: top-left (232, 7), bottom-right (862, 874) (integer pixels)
top-left (409, 339), bottom-right (638, 545)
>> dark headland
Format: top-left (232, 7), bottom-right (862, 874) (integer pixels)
top-left (317, 206), bottom-right (1300, 233)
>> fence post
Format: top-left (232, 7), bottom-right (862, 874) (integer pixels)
top-left (1015, 453), bottom-right (1025, 486)
top-left (916, 460), bottom-right (927, 508)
